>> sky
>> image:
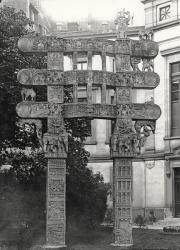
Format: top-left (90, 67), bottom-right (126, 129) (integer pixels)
top-left (41, 0), bottom-right (145, 25)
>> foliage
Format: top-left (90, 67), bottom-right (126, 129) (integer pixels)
top-left (67, 136), bottom-right (107, 229)
top-left (0, 6), bottom-right (46, 140)
top-left (148, 210), bottom-right (156, 223)
top-left (134, 215), bottom-right (146, 228)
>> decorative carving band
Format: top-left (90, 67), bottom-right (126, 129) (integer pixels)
top-left (18, 36), bottom-right (158, 59)
top-left (16, 102), bottom-right (161, 120)
top-left (17, 69), bottom-right (160, 89)
top-left (43, 133), bottom-right (68, 158)
top-left (47, 223), bottom-right (65, 246)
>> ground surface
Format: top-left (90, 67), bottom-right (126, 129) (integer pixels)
top-left (67, 227), bottom-right (180, 250)
top-left (1, 226), bottom-right (180, 249)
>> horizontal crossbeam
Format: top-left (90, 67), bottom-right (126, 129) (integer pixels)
top-left (18, 36), bottom-right (158, 58)
top-left (17, 69), bottom-right (160, 89)
top-left (16, 102), bottom-right (161, 120)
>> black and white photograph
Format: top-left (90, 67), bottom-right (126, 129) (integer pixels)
top-left (0, 0), bottom-right (180, 249)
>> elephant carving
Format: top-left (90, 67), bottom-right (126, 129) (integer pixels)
top-left (21, 88), bottom-right (36, 101)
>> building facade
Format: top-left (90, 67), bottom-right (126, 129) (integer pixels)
top-left (139, 0), bottom-right (180, 219)
top-left (0, 0), bottom-right (55, 34)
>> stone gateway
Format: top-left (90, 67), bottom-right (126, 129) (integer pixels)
top-left (16, 10), bottom-right (160, 249)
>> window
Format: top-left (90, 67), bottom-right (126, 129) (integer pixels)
top-left (159, 5), bottom-right (171, 21)
top-left (77, 61), bottom-right (87, 70)
top-left (171, 62), bottom-right (180, 136)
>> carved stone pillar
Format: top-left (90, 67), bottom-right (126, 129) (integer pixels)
top-left (87, 51), bottom-right (92, 70)
top-left (110, 118), bottom-right (134, 247)
top-left (115, 39), bottom-right (131, 72)
top-left (46, 52), bottom-right (67, 249)
top-left (113, 158), bottom-right (133, 246)
top-left (102, 52), bottom-right (107, 104)
top-left (87, 51), bottom-right (93, 103)
top-left (111, 47), bottom-right (134, 245)
top-left (72, 52), bottom-right (78, 102)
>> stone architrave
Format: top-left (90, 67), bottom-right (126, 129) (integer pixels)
top-left (16, 12), bottom-right (161, 248)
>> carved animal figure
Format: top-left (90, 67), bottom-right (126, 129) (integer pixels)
top-left (139, 29), bottom-right (153, 40)
top-left (21, 88), bottom-right (36, 101)
top-left (142, 59), bottom-right (154, 72)
top-left (130, 57), bottom-right (141, 71)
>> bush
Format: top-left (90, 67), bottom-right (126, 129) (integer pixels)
top-left (148, 210), bottom-right (156, 223)
top-left (134, 215), bottom-right (146, 228)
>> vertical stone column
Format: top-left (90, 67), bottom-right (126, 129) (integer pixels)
top-left (46, 52), bottom-right (67, 249)
top-left (101, 51), bottom-right (107, 104)
top-left (111, 39), bottom-right (134, 247)
top-left (115, 39), bottom-right (131, 72)
top-left (87, 51), bottom-right (93, 103)
top-left (113, 158), bottom-right (133, 246)
top-left (72, 52), bottom-right (78, 102)
top-left (111, 117), bottom-right (134, 247)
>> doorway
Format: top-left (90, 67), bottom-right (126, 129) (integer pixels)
top-left (174, 168), bottom-right (180, 217)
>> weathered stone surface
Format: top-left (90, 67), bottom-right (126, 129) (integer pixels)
top-left (43, 133), bottom-right (68, 158)
top-left (18, 36), bottom-right (158, 58)
top-left (47, 159), bottom-right (66, 247)
top-left (18, 69), bottom-right (160, 89)
top-left (16, 102), bottom-right (161, 120)
top-left (113, 158), bottom-right (133, 245)
top-left (131, 39), bottom-right (158, 58)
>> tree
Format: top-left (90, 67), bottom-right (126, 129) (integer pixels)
top-left (0, 6), bottom-right (46, 140)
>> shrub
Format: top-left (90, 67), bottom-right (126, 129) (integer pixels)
top-left (134, 215), bottom-right (146, 228)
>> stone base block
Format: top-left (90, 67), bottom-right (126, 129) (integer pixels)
top-left (32, 245), bottom-right (68, 250)
top-left (111, 243), bottom-right (133, 249)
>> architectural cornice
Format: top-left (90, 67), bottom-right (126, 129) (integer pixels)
top-left (141, 0), bottom-right (154, 3)
top-left (161, 46), bottom-right (180, 56)
top-left (151, 19), bottom-right (180, 32)
top-left (53, 26), bottom-right (145, 39)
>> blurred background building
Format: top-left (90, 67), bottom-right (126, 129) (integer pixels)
top-left (0, 0), bottom-right (56, 34)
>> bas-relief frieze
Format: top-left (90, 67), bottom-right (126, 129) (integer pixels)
top-left (48, 179), bottom-right (65, 199)
top-left (47, 224), bottom-right (65, 245)
top-left (18, 36), bottom-right (158, 59)
top-left (117, 192), bottom-right (131, 204)
top-left (116, 88), bottom-right (131, 103)
top-left (117, 180), bottom-right (131, 191)
top-left (16, 102), bottom-right (161, 121)
top-left (18, 69), bottom-right (160, 89)
top-left (114, 221), bottom-right (133, 244)
top-left (48, 201), bottom-right (65, 221)
top-left (117, 207), bottom-right (131, 218)
top-left (43, 133), bottom-right (68, 158)
top-left (131, 40), bottom-right (158, 58)
top-left (48, 86), bottom-right (64, 103)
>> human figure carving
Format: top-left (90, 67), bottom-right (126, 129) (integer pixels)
top-left (130, 57), bottom-right (141, 71)
top-left (115, 9), bottom-right (131, 39)
top-left (142, 59), bottom-right (154, 72)
top-left (21, 88), bottom-right (36, 101)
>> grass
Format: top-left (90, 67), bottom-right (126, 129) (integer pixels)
top-left (66, 226), bottom-right (180, 250)
top-left (1, 226), bottom-right (180, 249)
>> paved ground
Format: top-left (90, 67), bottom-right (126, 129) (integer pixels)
top-left (67, 227), bottom-right (180, 250)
